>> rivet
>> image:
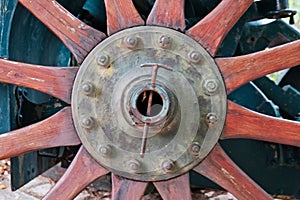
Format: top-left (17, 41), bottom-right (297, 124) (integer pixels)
top-left (82, 83), bottom-right (94, 96)
top-left (97, 54), bottom-right (110, 67)
top-left (128, 159), bottom-right (140, 173)
top-left (125, 36), bottom-right (138, 48)
top-left (161, 159), bottom-right (175, 173)
top-left (203, 79), bottom-right (218, 95)
top-left (99, 145), bottom-right (111, 157)
top-left (160, 35), bottom-right (171, 49)
top-left (189, 51), bottom-right (201, 63)
top-left (190, 142), bottom-right (201, 155)
top-left (81, 117), bottom-right (94, 129)
top-left (206, 113), bottom-right (218, 126)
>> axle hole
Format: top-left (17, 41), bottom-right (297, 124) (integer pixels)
top-left (136, 90), bottom-right (163, 117)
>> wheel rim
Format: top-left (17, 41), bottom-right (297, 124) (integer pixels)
top-left (0, 0), bottom-right (299, 199)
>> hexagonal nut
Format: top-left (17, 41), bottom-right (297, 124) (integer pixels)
top-left (125, 36), bottom-right (138, 49)
top-left (128, 159), bottom-right (141, 173)
top-left (159, 35), bottom-right (171, 49)
top-left (203, 79), bottom-right (219, 95)
top-left (97, 54), bottom-right (110, 68)
top-left (190, 142), bottom-right (201, 155)
top-left (81, 117), bottom-right (94, 129)
top-left (188, 51), bottom-right (201, 63)
top-left (82, 82), bottom-right (95, 96)
top-left (206, 113), bottom-right (218, 126)
top-left (99, 145), bottom-right (112, 157)
top-left (161, 159), bottom-right (175, 173)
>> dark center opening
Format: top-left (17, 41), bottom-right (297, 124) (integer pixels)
top-left (136, 90), bottom-right (163, 117)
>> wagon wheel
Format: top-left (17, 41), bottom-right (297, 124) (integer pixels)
top-left (1, 0), bottom-right (300, 199)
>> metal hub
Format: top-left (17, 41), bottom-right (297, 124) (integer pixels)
top-left (72, 26), bottom-right (227, 181)
top-left (130, 83), bottom-right (170, 124)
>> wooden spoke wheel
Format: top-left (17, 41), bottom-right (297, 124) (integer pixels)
top-left (1, 0), bottom-right (300, 199)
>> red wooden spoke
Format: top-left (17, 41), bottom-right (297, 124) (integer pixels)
top-left (216, 40), bottom-right (300, 94)
top-left (104, 0), bottom-right (144, 35)
top-left (18, 0), bottom-right (106, 63)
top-left (194, 144), bottom-right (272, 200)
top-left (0, 107), bottom-right (80, 160)
top-left (153, 173), bottom-right (192, 200)
top-left (44, 146), bottom-right (109, 200)
top-left (111, 174), bottom-right (148, 200)
top-left (146, 0), bottom-right (185, 31)
top-left (186, 0), bottom-right (253, 56)
top-left (0, 58), bottom-right (78, 104)
top-left (222, 101), bottom-right (300, 147)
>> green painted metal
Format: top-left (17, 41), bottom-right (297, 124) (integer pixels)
top-left (224, 17), bottom-right (300, 198)
top-left (226, 83), bottom-right (300, 198)
top-left (0, 83), bottom-right (10, 134)
top-left (254, 77), bottom-right (300, 119)
top-left (0, 0), bottom-right (16, 136)
top-left (239, 19), bottom-right (300, 54)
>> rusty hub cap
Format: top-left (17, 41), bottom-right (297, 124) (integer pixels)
top-left (72, 27), bottom-right (227, 181)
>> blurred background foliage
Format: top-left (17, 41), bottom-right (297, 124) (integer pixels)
top-left (289, 0), bottom-right (300, 29)
top-left (267, 0), bottom-right (299, 82)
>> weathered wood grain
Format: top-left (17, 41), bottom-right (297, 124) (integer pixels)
top-left (147, 0), bottom-right (185, 31)
top-left (216, 40), bottom-right (300, 94)
top-left (0, 58), bottom-right (78, 104)
top-left (222, 101), bottom-right (300, 147)
top-left (154, 173), bottom-right (192, 200)
top-left (186, 0), bottom-right (253, 56)
top-left (0, 107), bottom-right (80, 160)
top-left (111, 174), bottom-right (148, 200)
top-left (44, 146), bottom-right (109, 200)
top-left (18, 0), bottom-right (106, 63)
top-left (194, 144), bottom-right (272, 200)
top-left (104, 0), bottom-right (144, 35)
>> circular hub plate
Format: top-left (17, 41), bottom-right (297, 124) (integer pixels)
top-left (72, 27), bottom-right (227, 181)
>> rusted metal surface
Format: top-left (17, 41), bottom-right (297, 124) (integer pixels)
top-left (130, 84), bottom-right (170, 157)
top-left (130, 84), bottom-right (170, 124)
top-left (132, 63), bottom-right (173, 157)
top-left (72, 26), bottom-right (227, 181)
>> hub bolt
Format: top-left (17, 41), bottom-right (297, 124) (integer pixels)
top-left (128, 159), bottom-right (140, 173)
top-left (189, 51), bottom-right (201, 63)
top-left (206, 113), bottom-right (218, 126)
top-left (99, 145), bottom-right (111, 157)
top-left (190, 142), bottom-right (201, 155)
top-left (125, 36), bottom-right (138, 48)
top-left (81, 117), bottom-right (94, 129)
top-left (82, 83), bottom-right (94, 96)
top-left (203, 79), bottom-right (218, 95)
top-left (160, 35), bottom-right (171, 48)
top-left (161, 159), bottom-right (175, 173)
top-left (97, 54), bottom-right (110, 68)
